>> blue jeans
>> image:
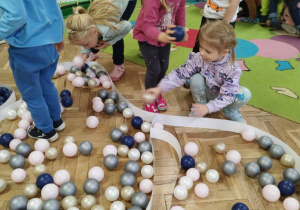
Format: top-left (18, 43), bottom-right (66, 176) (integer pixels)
top-left (269, 0), bottom-right (279, 19)
top-left (190, 73), bottom-right (251, 112)
top-left (8, 44), bottom-right (61, 133)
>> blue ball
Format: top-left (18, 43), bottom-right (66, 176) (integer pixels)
top-left (170, 26), bottom-right (185, 42)
top-left (61, 96), bottom-right (73, 108)
top-left (0, 96), bottom-right (6, 103)
top-left (278, 180), bottom-right (295, 196)
top-left (36, 173), bottom-right (54, 189)
top-left (121, 135), bottom-right (135, 148)
top-left (2, 91), bottom-right (11, 100)
top-left (81, 63), bottom-right (89, 73)
top-left (232, 202), bottom-right (249, 210)
top-left (0, 133), bottom-right (14, 147)
top-left (0, 87), bottom-right (9, 96)
top-left (60, 89), bottom-right (71, 98)
top-left (131, 116), bottom-right (143, 129)
top-left (181, 155), bottom-right (195, 170)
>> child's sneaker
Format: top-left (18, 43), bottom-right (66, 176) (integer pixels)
top-left (53, 118), bottom-right (65, 131)
top-left (260, 15), bottom-right (267, 26)
top-left (110, 64), bottom-right (125, 82)
top-left (144, 102), bottom-right (158, 113)
top-left (155, 94), bottom-right (167, 111)
top-left (270, 18), bottom-right (281, 29)
top-left (222, 109), bottom-right (247, 124)
top-left (27, 126), bottom-right (58, 142)
top-left (183, 78), bottom-right (191, 89)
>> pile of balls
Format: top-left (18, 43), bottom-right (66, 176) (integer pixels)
top-left (0, 86), bottom-right (12, 107)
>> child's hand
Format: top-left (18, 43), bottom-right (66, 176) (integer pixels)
top-left (182, 31), bottom-right (188, 42)
top-left (191, 103), bottom-right (209, 117)
top-left (95, 41), bottom-right (110, 49)
top-left (145, 86), bottom-right (162, 101)
top-left (158, 25), bottom-right (177, 43)
top-left (80, 53), bottom-right (88, 63)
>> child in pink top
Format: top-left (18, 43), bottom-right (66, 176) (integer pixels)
top-left (133, 0), bottom-right (187, 113)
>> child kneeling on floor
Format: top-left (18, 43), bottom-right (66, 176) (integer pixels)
top-left (146, 20), bottom-right (252, 123)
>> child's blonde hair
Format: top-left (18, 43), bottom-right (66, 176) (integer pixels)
top-left (199, 20), bottom-right (237, 63)
top-left (160, 0), bottom-right (169, 12)
top-left (66, 0), bottom-right (121, 43)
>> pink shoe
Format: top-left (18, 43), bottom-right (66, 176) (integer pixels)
top-left (155, 94), bottom-right (167, 111)
top-left (87, 52), bottom-right (99, 61)
top-left (110, 64), bottom-right (125, 82)
top-left (144, 102), bottom-right (158, 113)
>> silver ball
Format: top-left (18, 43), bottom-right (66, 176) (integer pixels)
top-left (244, 162), bottom-right (260, 178)
top-left (128, 206), bottom-right (143, 210)
top-left (104, 103), bottom-right (115, 115)
top-left (120, 172), bottom-right (136, 187)
top-left (258, 136), bottom-right (273, 150)
top-left (116, 101), bottom-right (128, 113)
top-left (137, 141), bottom-right (152, 153)
top-left (9, 195), bottom-right (28, 210)
top-left (78, 141), bottom-right (93, 155)
top-left (104, 154), bottom-right (118, 170)
top-left (86, 67), bottom-right (96, 74)
top-left (59, 182), bottom-right (77, 197)
top-left (9, 154), bottom-right (26, 169)
top-left (131, 192), bottom-right (149, 209)
top-left (257, 156), bottom-right (273, 171)
top-left (42, 199), bottom-right (60, 210)
top-left (97, 89), bottom-right (108, 101)
top-left (83, 76), bottom-right (91, 86)
top-left (110, 128), bottom-right (123, 142)
top-left (70, 66), bottom-right (80, 73)
top-left (96, 71), bottom-right (108, 79)
top-left (16, 142), bottom-right (32, 157)
top-left (118, 124), bottom-right (129, 134)
top-left (83, 178), bottom-right (100, 195)
top-left (269, 144), bottom-right (285, 159)
top-left (221, 161), bottom-right (236, 176)
top-left (125, 160), bottom-right (140, 175)
top-left (108, 91), bottom-right (119, 102)
top-left (283, 168), bottom-right (300, 183)
top-left (258, 173), bottom-right (275, 188)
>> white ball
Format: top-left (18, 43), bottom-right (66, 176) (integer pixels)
top-left (241, 128), bottom-right (256, 141)
top-left (41, 183), bottom-right (59, 200)
top-left (226, 150), bottom-right (241, 164)
top-left (53, 169), bottom-right (70, 186)
top-left (205, 169), bottom-right (219, 183)
top-left (128, 148), bottom-right (141, 161)
top-left (17, 108), bottom-right (27, 118)
top-left (179, 176), bottom-right (193, 190)
top-left (110, 201), bottom-right (125, 210)
top-left (86, 116), bottom-right (99, 129)
top-left (141, 122), bottom-right (151, 133)
top-left (18, 120), bottom-right (30, 129)
top-left (105, 186), bottom-right (119, 202)
top-left (18, 102), bottom-right (27, 110)
top-left (141, 165), bottom-right (154, 179)
top-left (141, 151), bottom-right (154, 164)
top-left (134, 132), bottom-right (146, 143)
top-left (73, 55), bottom-right (84, 67)
top-left (139, 179), bottom-right (153, 194)
top-left (184, 142), bottom-right (199, 156)
top-left (56, 64), bottom-right (66, 75)
top-left (5, 109), bottom-right (17, 120)
top-left (0, 150), bottom-right (10, 163)
top-left (173, 185), bottom-right (188, 200)
top-left (11, 168), bottom-right (26, 183)
top-left (170, 206), bottom-right (185, 210)
top-left (122, 108), bottom-right (133, 118)
top-left (283, 197), bottom-right (300, 210)
top-left (9, 139), bottom-right (22, 151)
top-left (27, 198), bottom-right (43, 210)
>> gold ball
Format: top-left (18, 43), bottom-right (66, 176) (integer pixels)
top-left (121, 186), bottom-right (135, 201)
top-left (33, 164), bottom-right (47, 176)
top-left (118, 145), bottom-right (129, 157)
top-left (105, 99), bottom-right (114, 105)
top-left (0, 179), bottom-right (7, 193)
top-left (118, 124), bottom-right (129, 134)
top-left (62, 195), bottom-right (77, 210)
top-left (81, 195), bottom-right (96, 209)
top-left (52, 71), bottom-right (59, 79)
top-left (23, 184), bottom-right (38, 198)
top-left (91, 205), bottom-right (105, 210)
top-left (280, 154), bottom-right (295, 167)
top-left (75, 71), bottom-right (83, 77)
top-left (45, 147), bottom-right (58, 160)
top-left (91, 65), bottom-right (100, 71)
top-left (64, 136), bottom-right (75, 144)
top-left (195, 161), bottom-right (208, 173)
top-left (88, 79), bottom-right (97, 87)
top-left (214, 142), bottom-right (226, 154)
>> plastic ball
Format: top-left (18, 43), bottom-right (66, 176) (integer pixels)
top-left (67, 73), bottom-right (76, 81)
top-left (179, 176), bottom-right (193, 190)
top-left (108, 91), bottom-right (119, 102)
top-left (11, 168), bottom-right (26, 183)
top-left (283, 168), bottom-right (300, 183)
top-left (226, 150), bottom-right (241, 164)
top-left (23, 183), bottom-right (38, 198)
top-left (195, 161), bottom-right (208, 173)
top-left (63, 142), bottom-right (78, 157)
top-left (34, 139), bottom-right (50, 153)
top-left (73, 55), bottom-right (84, 68)
top-left (92, 96), bottom-right (102, 103)
top-left (118, 145), bottom-right (129, 157)
top-left (104, 103), bottom-right (116, 115)
top-left (141, 165), bottom-right (154, 179)
top-left (110, 201), bottom-right (125, 210)
top-left (153, 122), bottom-right (164, 129)
top-left (134, 129), bottom-right (146, 140)
top-left (116, 101), bottom-right (128, 113)
top-left (170, 206), bottom-right (185, 210)
top-left (54, 169), bottom-right (70, 186)
top-left (141, 151), bottom-right (153, 164)
top-left (88, 166), bottom-right (104, 182)
top-left (103, 145), bottom-right (117, 157)
top-left (222, 161), bottom-right (237, 176)
top-left (0, 150), bottom-right (10, 163)
top-left (27, 198), bottom-right (43, 210)
top-left (258, 136), bottom-right (273, 150)
top-left (62, 195), bottom-right (77, 209)
top-left (61, 96), bottom-right (73, 108)
top-left (72, 77), bottom-right (85, 87)
top-left (283, 197), bottom-right (299, 210)
top-left (121, 135), bottom-right (135, 148)
top-left (0, 133), bottom-right (14, 147)
top-left (184, 142), bottom-right (199, 156)
top-left (36, 173), bottom-right (53, 189)
top-left (18, 120), bottom-right (30, 130)
top-left (16, 142), bottom-right (32, 157)
top-left (181, 155), bottom-right (195, 170)
top-left (139, 179), bottom-right (153, 194)
top-left (257, 156), bottom-right (273, 171)
top-left (81, 195), bottom-right (96, 209)
top-left (123, 108), bottom-right (133, 118)
top-left (110, 128), bottom-right (123, 142)
top-left (173, 185), bottom-right (188, 200)
top-left (86, 71), bottom-right (96, 79)
top-left (78, 141), bottom-right (93, 155)
top-left (278, 180), bottom-right (295, 196)
top-left (131, 192), bottom-right (149, 209)
top-left (262, 184), bottom-right (280, 202)
top-left (131, 116), bottom-right (143, 129)
top-left (194, 183), bottom-right (209, 198)
top-left (186, 168), bottom-right (200, 181)
top-left (170, 26), bottom-right (185, 42)
top-left (205, 169), bottom-right (219, 183)
top-left (125, 160), bottom-right (140, 175)
top-left (83, 178), bottom-right (100, 195)
top-left (93, 101), bottom-right (104, 112)
top-left (59, 182), bottom-right (77, 197)
top-left (60, 89), bottom-right (71, 98)
top-left (102, 80), bottom-right (111, 89)
top-left (9, 154), bottom-right (25, 169)
top-left (17, 108), bottom-right (27, 118)
top-left (141, 122), bottom-right (151, 133)
top-left (241, 128), bottom-right (256, 141)
top-left (244, 162), bottom-right (260, 178)
top-left (45, 147), bottom-right (58, 160)
top-left (41, 183), bottom-right (59, 200)
top-left (97, 89), bottom-right (108, 100)
top-left (231, 202), bottom-right (249, 210)
top-left (269, 144), bottom-right (285, 159)
top-left (214, 142), bottom-right (226, 154)
top-left (258, 173), bottom-right (275, 188)
top-left (21, 111), bottom-right (33, 122)
top-left (9, 195), bottom-right (28, 210)
top-left (9, 139), bottom-right (22, 151)
top-left (119, 124), bottom-right (129, 134)
top-left (81, 63), bottom-right (89, 73)
top-left (33, 164), bottom-right (47, 176)
top-left (5, 109), bottom-right (17, 120)
top-left (281, 154), bottom-right (295, 167)
top-left (28, 151), bottom-right (44, 165)
top-left (99, 75), bottom-right (109, 83)
top-left (121, 186), bottom-right (135, 202)
top-left (86, 116), bottom-right (99, 128)
top-left (105, 186), bottom-right (120, 201)
top-left (120, 172), bottom-right (136, 187)
top-left (13, 128), bottom-right (26, 139)
top-left (104, 154), bottom-right (118, 170)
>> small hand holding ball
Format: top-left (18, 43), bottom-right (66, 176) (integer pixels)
top-left (170, 26), bottom-right (185, 42)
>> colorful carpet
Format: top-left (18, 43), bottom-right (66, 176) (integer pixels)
top-left (100, 1), bottom-right (300, 123)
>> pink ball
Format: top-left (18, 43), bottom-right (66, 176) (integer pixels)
top-left (56, 65), bottom-right (66, 75)
top-left (241, 128), bottom-right (256, 141)
top-left (34, 139), bottom-right (50, 153)
top-left (41, 183), bottom-right (59, 200)
top-left (283, 197), bottom-right (300, 210)
top-left (88, 166), bottom-right (104, 182)
top-left (13, 128), bottom-right (27, 140)
top-left (67, 73), bottom-right (76, 82)
top-left (102, 80), bottom-right (111, 89)
top-left (86, 116), bottom-right (99, 128)
top-left (11, 168), bottom-right (26, 183)
top-left (93, 78), bottom-right (100, 86)
top-left (21, 111), bottom-right (33, 123)
top-left (139, 179), bottom-right (153, 194)
top-left (73, 55), bottom-right (84, 68)
top-left (92, 97), bottom-right (102, 103)
top-left (72, 77), bottom-right (85, 87)
top-left (86, 71), bottom-right (96, 79)
top-left (9, 139), bottom-right (22, 151)
top-left (134, 132), bottom-right (146, 143)
top-left (60, 103), bottom-right (64, 113)
top-left (99, 75), bottom-right (109, 83)
top-left (184, 142), bottom-right (198, 156)
top-left (186, 168), bottom-right (200, 181)
top-left (262, 185), bottom-right (280, 202)
top-left (92, 102), bottom-right (104, 112)
top-left (153, 122), bottom-right (164, 129)
top-left (63, 142), bottom-right (78, 157)
top-left (18, 120), bottom-right (30, 129)
top-left (226, 150), bottom-right (241, 164)
top-left (194, 183), bottom-right (209, 198)
top-left (170, 207), bottom-right (185, 210)
top-left (54, 169), bottom-right (70, 186)
top-left (28, 151), bottom-right (45, 165)
top-left (103, 145), bottom-right (117, 157)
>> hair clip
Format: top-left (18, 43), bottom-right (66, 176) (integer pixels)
top-left (67, 28), bottom-right (77, 34)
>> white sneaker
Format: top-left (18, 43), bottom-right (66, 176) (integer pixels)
top-left (0, 40), bottom-right (6, 44)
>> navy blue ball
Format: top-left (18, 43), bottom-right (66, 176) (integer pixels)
top-left (2, 91), bottom-right (11, 100)
top-left (0, 96), bottom-right (5, 103)
top-left (0, 87), bottom-right (9, 96)
top-left (278, 180), bottom-right (295, 196)
top-left (131, 116), bottom-right (143, 129)
top-left (0, 101), bottom-right (4, 106)
top-left (121, 135), bottom-right (135, 148)
top-left (0, 133), bottom-right (14, 147)
top-left (170, 26), bottom-right (185, 42)
top-left (60, 90), bottom-right (71, 98)
top-left (81, 63), bottom-right (89, 73)
top-left (61, 96), bottom-right (73, 108)
top-left (181, 155), bottom-right (195, 170)
top-left (36, 173), bottom-right (54, 189)
top-left (232, 202), bottom-right (249, 210)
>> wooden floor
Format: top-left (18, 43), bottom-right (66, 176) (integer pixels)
top-left (0, 41), bottom-right (299, 210)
